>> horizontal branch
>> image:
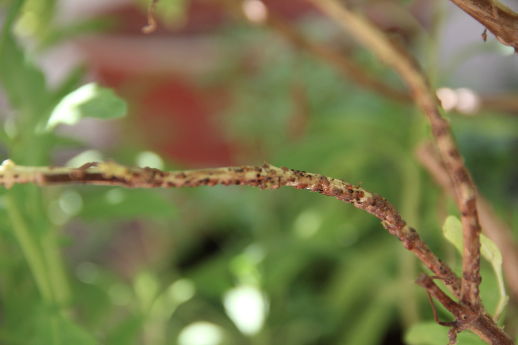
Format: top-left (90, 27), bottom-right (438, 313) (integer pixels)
top-left (0, 159), bottom-right (461, 293)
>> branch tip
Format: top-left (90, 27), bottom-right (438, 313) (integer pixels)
top-left (142, 0), bottom-right (160, 34)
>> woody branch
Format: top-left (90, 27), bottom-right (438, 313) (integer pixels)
top-left (308, 0), bottom-right (483, 311)
top-left (303, 0), bottom-right (515, 343)
top-left (417, 142), bottom-right (518, 302)
top-left (0, 159), bottom-right (459, 289)
top-left (2, 160), bottom-right (512, 343)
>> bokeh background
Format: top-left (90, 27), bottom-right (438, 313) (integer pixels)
top-left (1, 0), bottom-right (518, 344)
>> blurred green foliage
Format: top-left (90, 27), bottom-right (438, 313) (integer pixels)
top-left (0, 0), bottom-right (518, 345)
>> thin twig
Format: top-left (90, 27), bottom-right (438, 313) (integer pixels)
top-left (0, 159), bottom-right (461, 291)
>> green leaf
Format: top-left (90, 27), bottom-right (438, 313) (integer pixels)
top-left (1, 300), bottom-right (98, 345)
top-left (46, 83), bottom-right (127, 130)
top-left (442, 215), bottom-right (464, 254)
top-left (442, 215), bottom-right (508, 321)
top-left (79, 187), bottom-right (177, 220)
top-left (340, 289), bottom-right (393, 345)
top-left (30, 314), bottom-right (98, 345)
top-left (405, 322), bottom-right (486, 345)
top-left (40, 18), bottom-right (116, 49)
top-left (0, 27), bottom-right (51, 122)
top-left (104, 315), bottom-right (143, 345)
top-left (0, 0), bottom-right (25, 58)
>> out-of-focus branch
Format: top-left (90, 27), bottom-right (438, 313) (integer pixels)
top-left (0, 159), bottom-right (461, 291)
top-left (449, 0), bottom-right (518, 51)
top-left (262, 10), bottom-right (412, 103)
top-left (417, 142), bottom-right (518, 301)
top-left (480, 94), bottom-right (518, 114)
top-left (219, 0), bottom-right (412, 103)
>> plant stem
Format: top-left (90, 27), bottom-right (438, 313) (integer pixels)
top-left (5, 193), bottom-right (54, 304)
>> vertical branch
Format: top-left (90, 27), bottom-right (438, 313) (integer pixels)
top-left (417, 142), bottom-right (518, 302)
top-left (307, 0), bottom-right (482, 312)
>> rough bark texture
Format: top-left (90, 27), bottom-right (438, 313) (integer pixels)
top-left (0, 160), bottom-right (461, 292)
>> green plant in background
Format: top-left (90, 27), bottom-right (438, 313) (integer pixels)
top-left (1, 0), bottom-right (518, 344)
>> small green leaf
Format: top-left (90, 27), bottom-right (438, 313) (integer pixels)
top-left (442, 215), bottom-right (464, 253)
top-left (442, 215), bottom-right (508, 321)
top-left (47, 83), bottom-right (127, 130)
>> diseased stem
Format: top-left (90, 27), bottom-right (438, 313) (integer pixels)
top-left (2, 159), bottom-right (514, 342)
top-left (307, 0), bottom-right (482, 313)
top-left (416, 273), bottom-right (513, 345)
top-left (0, 159), bottom-right (461, 293)
top-left (417, 142), bottom-right (518, 303)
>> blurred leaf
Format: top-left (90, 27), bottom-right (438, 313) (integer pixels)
top-left (1, 300), bottom-right (97, 345)
top-left (40, 18), bottom-right (116, 48)
top-left (14, 0), bottom-right (56, 40)
top-left (51, 65), bottom-right (86, 105)
top-left (0, 0), bottom-right (24, 56)
top-left (405, 322), bottom-right (486, 345)
top-left (104, 314), bottom-right (143, 345)
top-left (30, 313), bottom-right (98, 345)
top-left (442, 215), bottom-right (464, 254)
top-left (0, 25), bottom-right (51, 122)
top-left (79, 187), bottom-right (177, 220)
top-left (340, 291), bottom-right (394, 345)
top-left (47, 83), bottom-right (127, 130)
